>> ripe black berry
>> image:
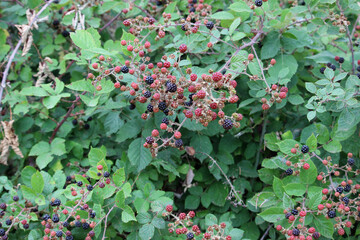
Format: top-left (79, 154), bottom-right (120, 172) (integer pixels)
top-left (145, 76), bottom-right (154, 84)
top-left (187, 232), bottom-right (194, 239)
top-left (320, 67), bottom-right (325, 74)
top-left (89, 231), bottom-right (95, 237)
top-left (82, 222), bottom-right (90, 229)
top-left (0, 203), bottom-right (6, 210)
top-left (357, 66), bottom-right (360, 72)
top-left (62, 30), bottom-right (70, 37)
top-left (339, 57), bottom-right (344, 63)
top-left (90, 212), bottom-right (96, 218)
top-left (87, 185), bottom-right (93, 191)
top-left (291, 209), bottom-right (298, 215)
top-left (13, 196), bottom-right (19, 202)
top-left (51, 198), bottom-right (61, 206)
top-left (0, 211), bottom-right (4, 217)
top-left (285, 168), bottom-right (293, 175)
top-left (87, 117), bottom-right (93, 121)
top-left (336, 186), bottom-right (343, 193)
top-left (189, 7), bottom-right (195, 12)
top-left (163, 109), bottom-right (169, 115)
top-left (53, 19), bottom-right (60, 26)
top-left (348, 158), bottom-right (355, 166)
top-left (158, 102), bottom-right (167, 111)
top-left (166, 82), bottom-right (177, 92)
top-left (66, 176), bottom-right (72, 181)
top-left (292, 229), bottom-right (300, 236)
top-left (301, 145), bottom-right (309, 153)
top-left (327, 210), bottom-right (336, 218)
top-left (175, 139), bottom-right (183, 148)
top-left (43, 214), bottom-right (50, 221)
top-left (72, 119), bottom-right (78, 125)
top-left (326, 62), bottom-right (332, 67)
top-left (206, 21), bottom-right (214, 30)
top-left (66, 236), bottom-right (74, 240)
top-left (63, 221), bottom-right (69, 227)
top-left (77, 181), bottom-right (83, 187)
top-left (312, 232), bottom-right (320, 239)
top-left (84, 123), bottom-right (90, 129)
top-left (330, 64), bottom-right (336, 71)
top-left (255, 0), bottom-right (263, 7)
top-left (147, 104), bottom-right (153, 112)
top-left (146, 136), bottom-right (155, 144)
top-left (344, 184), bottom-right (351, 192)
top-left (342, 197), bottom-right (349, 205)
top-left (23, 223), bottom-right (29, 229)
top-left (162, 117), bottom-right (169, 125)
top-left (121, 66), bottom-right (129, 73)
top-left (5, 219), bottom-right (11, 226)
top-left (104, 171), bottom-right (110, 178)
top-left (222, 119), bottom-right (233, 130)
top-left (75, 221), bottom-right (81, 227)
top-left (144, 91), bottom-right (151, 98)
top-left (56, 231), bottom-right (63, 237)
top-left (0, 229), bottom-right (5, 236)
top-left (285, 213), bottom-right (291, 219)
top-left (181, 24), bottom-right (187, 31)
top-left (129, 103), bottom-right (136, 110)
top-left (52, 214), bottom-right (60, 223)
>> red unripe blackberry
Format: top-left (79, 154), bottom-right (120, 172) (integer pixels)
top-left (99, 55), bottom-right (105, 61)
top-left (280, 86), bottom-right (288, 93)
top-left (92, 63), bottom-right (98, 69)
top-left (121, 40), bottom-right (126, 46)
top-left (188, 85), bottom-right (196, 92)
top-left (129, 69), bottom-right (134, 74)
top-left (230, 80), bottom-right (237, 88)
top-left (286, 161), bottom-right (291, 166)
top-left (195, 108), bottom-right (202, 117)
top-left (96, 85), bottom-right (102, 91)
top-left (279, 92), bottom-right (286, 99)
top-left (345, 221), bottom-right (352, 228)
top-left (197, 90), bottom-right (206, 99)
top-left (152, 129), bottom-right (159, 137)
top-left (262, 103), bottom-right (270, 110)
top-left (291, 148), bottom-right (297, 154)
top-left (123, 20), bottom-right (130, 26)
top-left (212, 72), bottom-right (223, 82)
top-left (164, 61), bottom-right (171, 68)
top-left (271, 84), bottom-right (278, 90)
top-left (226, 236), bottom-right (232, 240)
top-left (218, 111), bottom-right (225, 118)
top-left (317, 175), bottom-right (323, 181)
top-left (210, 102), bottom-right (217, 109)
top-left (144, 41), bottom-right (151, 49)
top-left (204, 232), bottom-right (211, 239)
top-left (270, 59), bottom-right (276, 65)
top-left (248, 54), bottom-right (254, 61)
top-left (335, 56), bottom-right (340, 61)
top-left (165, 205), bottom-right (173, 212)
top-left (299, 211), bottom-right (306, 217)
top-left (114, 82), bottom-right (120, 88)
top-left (229, 95), bottom-right (239, 103)
top-left (175, 229), bottom-right (182, 235)
top-left (192, 27), bottom-right (198, 33)
top-left (158, 30), bottom-right (165, 38)
top-left (322, 189), bottom-right (328, 194)
top-left (207, 42), bottom-right (213, 48)
top-left (308, 227), bottom-right (316, 233)
top-left (97, 165), bottom-right (103, 170)
top-left (338, 228), bottom-right (345, 235)
top-left (179, 44), bottom-right (187, 53)
top-left (303, 163), bottom-right (310, 170)
top-left (160, 123), bottom-right (167, 130)
top-left (288, 215), bottom-right (295, 221)
top-left (190, 73), bottom-right (197, 81)
top-left (139, 51), bottom-right (145, 57)
top-left (127, 45), bottom-right (133, 51)
top-left (276, 225), bottom-right (282, 231)
top-left (185, 110), bottom-right (193, 118)
top-left (157, 62), bottom-right (163, 68)
top-left (174, 131), bottom-right (181, 139)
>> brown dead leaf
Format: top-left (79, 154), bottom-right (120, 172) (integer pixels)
top-left (0, 121), bottom-right (23, 165)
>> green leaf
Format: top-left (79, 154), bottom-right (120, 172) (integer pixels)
top-left (205, 214), bottom-right (218, 226)
top-left (229, 18), bottom-right (241, 35)
top-left (324, 67), bottom-right (334, 80)
top-left (258, 207), bottom-right (285, 223)
top-left (261, 31), bottom-right (280, 59)
top-left (282, 193), bottom-right (294, 209)
top-left (299, 160), bottom-right (317, 184)
top-left (122, 206), bottom-right (137, 223)
top-left (51, 138), bottom-right (66, 156)
top-left (307, 186), bottom-right (322, 210)
top-left (313, 215), bottom-right (334, 239)
top-left (43, 96), bottom-right (61, 109)
top-left (36, 153), bottom-right (54, 170)
top-left (190, 135), bottom-right (213, 162)
top-left (276, 139), bottom-right (298, 155)
top-left (305, 82), bottom-right (317, 93)
top-left (21, 87), bottom-right (49, 97)
top-left (306, 134), bottom-right (317, 152)
top-left (273, 177), bottom-right (284, 199)
top-left (229, 229), bottom-right (244, 239)
top-left (66, 80), bottom-right (94, 92)
top-left (29, 141), bottom-right (50, 156)
top-left (323, 140), bottom-right (342, 153)
top-left (211, 11), bottom-right (234, 20)
top-left (104, 112), bottom-right (123, 135)
top-left (115, 190), bottom-right (125, 208)
top-left (307, 111), bottom-right (316, 121)
top-left (139, 224), bottom-right (154, 240)
top-left (284, 183), bottom-right (306, 196)
top-left (185, 195), bottom-right (200, 210)
top-left (288, 95), bottom-right (305, 105)
top-left (21, 185), bottom-right (37, 200)
top-left (113, 168), bottom-right (125, 187)
top-left (70, 28), bottom-right (101, 50)
top-left (128, 138), bottom-right (152, 172)
top-left (31, 171), bottom-right (44, 194)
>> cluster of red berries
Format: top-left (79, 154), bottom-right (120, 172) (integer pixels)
top-left (276, 223), bottom-right (320, 240)
top-left (163, 205), bottom-right (232, 240)
top-left (185, 0), bottom-right (212, 17)
top-left (283, 144), bottom-right (311, 176)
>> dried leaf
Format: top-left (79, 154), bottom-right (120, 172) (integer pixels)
top-left (0, 121), bottom-right (24, 165)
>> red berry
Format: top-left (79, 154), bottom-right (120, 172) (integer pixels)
top-left (230, 80), bottom-right (237, 88)
top-left (207, 42), bottom-right (213, 48)
top-left (322, 189), bottom-right (328, 195)
top-left (212, 72), bottom-right (223, 82)
top-left (276, 225), bottom-right (282, 231)
top-left (185, 110), bottom-right (193, 118)
top-left (62, 209), bottom-right (68, 215)
top-left (338, 228), bottom-right (345, 235)
top-left (127, 45), bottom-right (133, 51)
top-left (308, 227), bottom-right (316, 233)
top-left (190, 74), bottom-right (197, 81)
top-left (317, 175), bottom-right (323, 181)
top-left (197, 90), bottom-right (206, 99)
top-left (279, 92), bottom-right (287, 99)
top-left (248, 54), bottom-right (254, 61)
top-left (144, 41), bottom-right (151, 49)
top-left (164, 61), bottom-right (171, 68)
top-left (160, 123), bottom-right (167, 130)
top-left (188, 211), bottom-right (195, 218)
top-left (96, 85), bottom-right (102, 91)
top-left (210, 102), bottom-right (217, 109)
top-left (179, 44), bottom-right (187, 53)
top-left (179, 213), bottom-right (186, 220)
top-left (123, 20), bottom-right (131, 26)
top-left (158, 31), bottom-right (165, 38)
top-left (262, 104), bottom-right (270, 110)
top-left (286, 161), bottom-right (291, 166)
top-left (99, 55), bottom-right (105, 61)
top-left (121, 40), bottom-right (126, 46)
top-left (114, 82), bottom-right (120, 88)
top-left (335, 56), bottom-right (340, 61)
top-left (226, 236), bottom-right (232, 240)
top-left (174, 131), bottom-right (181, 139)
top-left (152, 129), bottom-right (159, 137)
top-left (204, 233), bottom-right (211, 239)
top-left (270, 59), bottom-right (276, 65)
top-left (165, 205), bottom-right (173, 212)
top-left (291, 148), bottom-right (297, 154)
top-left (97, 165), bottom-right (103, 170)
top-left (195, 108), bottom-right (202, 117)
top-left (303, 163), bottom-right (310, 170)
top-left (271, 84), bottom-right (278, 90)
top-left (300, 211), bottom-right (306, 217)
top-left (280, 86), bottom-right (288, 93)
top-left (92, 63), bottom-right (98, 69)
top-left (289, 215), bottom-right (295, 221)
top-left (87, 73), bottom-right (94, 79)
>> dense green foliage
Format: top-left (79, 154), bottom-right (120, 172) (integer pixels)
top-left (0, 0), bottom-right (360, 239)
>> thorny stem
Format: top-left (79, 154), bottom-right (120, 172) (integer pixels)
top-left (251, 45), bottom-right (270, 89)
top-left (101, 205), bottom-right (116, 240)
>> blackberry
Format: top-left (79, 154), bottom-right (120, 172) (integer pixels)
top-left (291, 209), bottom-right (298, 215)
top-left (301, 145), bottom-right (309, 153)
top-left (192, 0), bottom-right (197, 3)
top-left (189, 7), bottom-right (195, 12)
top-left (163, 109), bottom-right (169, 115)
top-left (75, 221), bottom-right (82, 227)
top-left (181, 24), bottom-right (187, 31)
top-left (336, 186), bottom-right (343, 193)
top-left (5, 219), bottom-right (11, 226)
top-left (89, 231), bottom-right (95, 237)
top-left (147, 104), bottom-right (153, 112)
top-left (344, 184), bottom-right (351, 192)
top-left (357, 73), bottom-right (360, 79)
top-left (146, 136), bottom-right (155, 144)
top-left (313, 232), bottom-right (320, 239)
top-left (175, 139), bottom-right (183, 148)
top-left (144, 91), bottom-right (151, 98)
top-left (187, 232), bottom-right (194, 239)
top-left (342, 197), bottom-right (349, 205)
top-left (145, 76), bottom-right (154, 85)
top-left (72, 119), bottom-right (78, 125)
top-left (13, 196), bottom-right (19, 202)
top-left (330, 64), bottom-right (336, 71)
top-left (348, 158), bottom-right (355, 166)
top-left (222, 119), bottom-right (233, 130)
top-left (129, 103), bottom-right (136, 110)
top-left (320, 67), bottom-right (325, 74)
top-left (63, 221), bottom-right (69, 227)
top-left (84, 123), bottom-right (90, 130)
top-left (53, 19), bottom-right (60, 26)
top-left (0, 203), bottom-right (6, 210)
top-left (66, 236), bottom-right (74, 240)
top-left (97, 172), bottom-right (102, 176)
top-left (285, 213), bottom-right (291, 219)
top-left (2, 235), bottom-right (7, 240)
top-left (158, 102), bottom-right (167, 111)
top-left (23, 224), bottom-right (29, 229)
top-left (87, 185), bottom-right (93, 191)
top-left (327, 62), bottom-right (332, 67)
top-left (0, 229), bottom-right (5, 236)
top-left (62, 30), bottom-right (70, 37)
top-left (162, 117), bottom-right (169, 125)
top-left (184, 101), bottom-right (192, 106)
top-left (52, 214), bottom-right (60, 223)
top-left (52, 199), bottom-right (61, 206)
top-left (285, 168), bottom-right (293, 175)
top-left (292, 229), bottom-right (300, 236)
top-left (206, 21), bottom-right (214, 30)
top-left (66, 176), bottom-right (72, 182)
top-left (121, 66), bottom-right (129, 73)
top-left (56, 231), bottom-right (63, 237)
top-left (167, 82), bottom-right (177, 92)
top-left (339, 57), bottom-right (344, 63)
top-left (0, 211), bottom-right (4, 216)
top-left (43, 214), bottom-right (50, 221)
top-left (82, 222), bottom-right (90, 229)
top-left (87, 117), bottom-right (93, 121)
top-left (104, 171), bottom-right (110, 178)
top-left (357, 66), bottom-right (360, 72)
top-left (156, 1), bottom-right (162, 6)
top-left (77, 181), bottom-right (83, 187)
top-left (327, 210), bottom-right (336, 218)
top-left (90, 212), bottom-right (96, 218)
top-left (255, 0), bottom-right (263, 7)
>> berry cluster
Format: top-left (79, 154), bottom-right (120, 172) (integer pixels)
top-left (163, 205), bottom-right (232, 240)
top-left (284, 144), bottom-right (312, 176)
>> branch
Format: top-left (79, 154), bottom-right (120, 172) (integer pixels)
top-left (99, 12), bottom-right (123, 32)
top-left (260, 224), bottom-right (273, 240)
top-left (0, 0), bottom-right (55, 109)
top-left (101, 205), bottom-right (116, 240)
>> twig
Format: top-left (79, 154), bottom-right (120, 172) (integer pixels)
top-left (254, 113), bottom-right (268, 168)
top-left (251, 45), bottom-right (270, 89)
top-left (101, 205), bottom-right (116, 240)
top-left (260, 224), bottom-right (273, 240)
top-left (134, 4), bottom-right (154, 20)
top-left (99, 12), bottom-right (122, 32)
top-left (48, 91), bottom-right (85, 143)
top-left (0, 0), bottom-right (54, 109)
